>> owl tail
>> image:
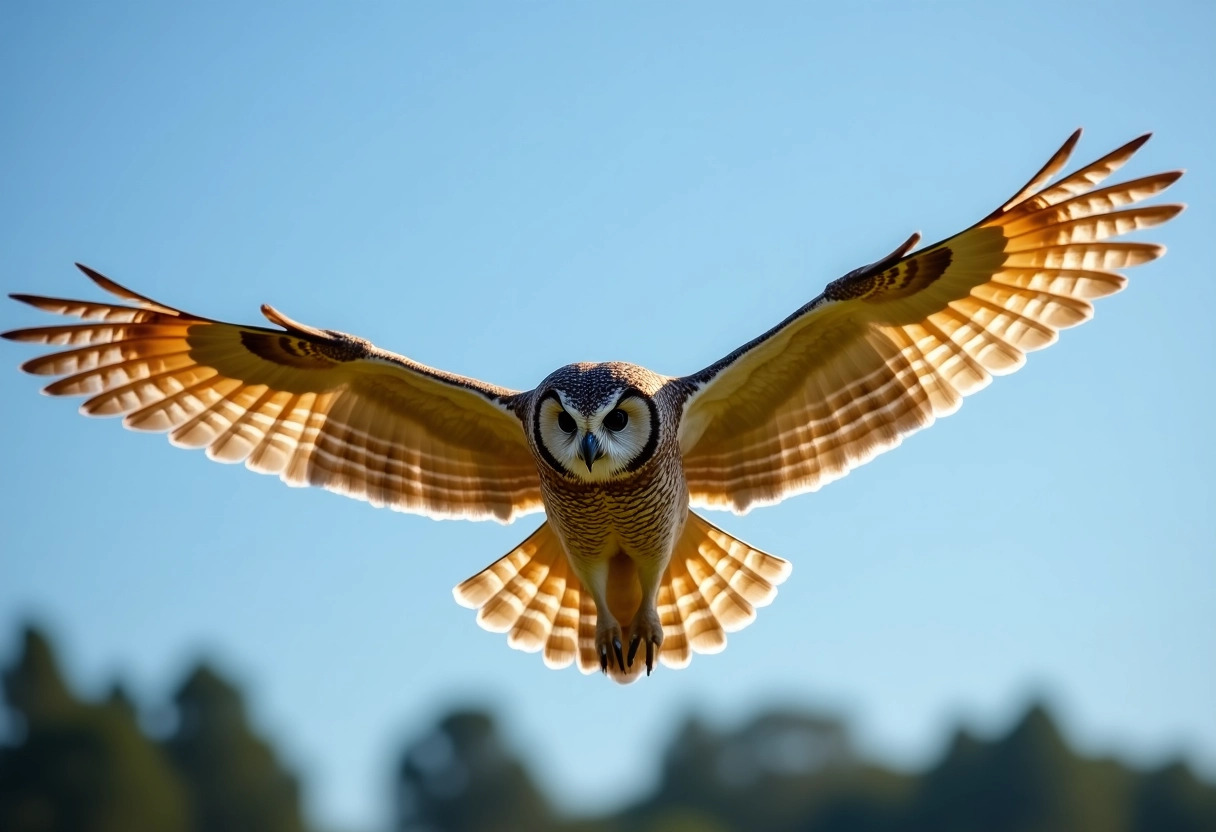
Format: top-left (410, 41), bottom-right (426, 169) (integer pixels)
top-left (452, 512), bottom-right (791, 682)
top-left (453, 522), bottom-right (588, 672)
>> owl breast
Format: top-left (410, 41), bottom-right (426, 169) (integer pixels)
top-left (538, 445), bottom-right (689, 567)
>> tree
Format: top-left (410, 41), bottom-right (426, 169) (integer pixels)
top-left (904, 703), bottom-right (1131, 832)
top-left (397, 709), bottom-right (555, 832)
top-left (1130, 760), bottom-right (1216, 832)
top-left (628, 710), bottom-right (908, 832)
top-left (0, 626), bottom-right (189, 832)
top-left (165, 663), bottom-right (308, 832)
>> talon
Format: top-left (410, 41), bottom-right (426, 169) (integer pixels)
top-left (599, 644), bottom-right (608, 673)
top-left (627, 634), bottom-right (641, 667)
top-left (612, 637), bottom-right (625, 673)
top-left (646, 638), bottom-right (655, 676)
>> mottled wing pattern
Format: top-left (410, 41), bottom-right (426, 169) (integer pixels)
top-left (676, 131), bottom-right (1183, 514)
top-left (4, 265), bottom-right (544, 521)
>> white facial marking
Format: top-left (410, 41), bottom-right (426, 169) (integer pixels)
top-left (537, 390), bottom-right (654, 482)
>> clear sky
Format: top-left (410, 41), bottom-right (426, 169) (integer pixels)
top-left (2, 3), bottom-right (1213, 830)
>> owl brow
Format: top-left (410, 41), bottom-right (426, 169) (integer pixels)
top-left (615, 387), bottom-right (649, 406)
top-left (538, 390), bottom-right (565, 409)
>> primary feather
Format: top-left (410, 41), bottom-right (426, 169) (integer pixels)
top-left (675, 130), bottom-right (1183, 515)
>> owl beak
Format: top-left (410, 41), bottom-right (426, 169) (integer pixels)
top-left (579, 433), bottom-right (602, 471)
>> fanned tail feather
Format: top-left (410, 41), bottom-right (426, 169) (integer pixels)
top-left (454, 513), bottom-right (791, 683)
top-left (453, 522), bottom-right (584, 671)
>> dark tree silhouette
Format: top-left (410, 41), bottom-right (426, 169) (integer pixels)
top-left (0, 627), bottom-right (189, 832)
top-left (625, 710), bottom-right (908, 832)
top-left (1130, 760), bottom-right (1216, 832)
top-left (396, 710), bottom-right (555, 832)
top-left (3, 624), bottom-right (1215, 832)
top-left (165, 664), bottom-right (308, 832)
top-left (904, 704), bottom-right (1133, 832)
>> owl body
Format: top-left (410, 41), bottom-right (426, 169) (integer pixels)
top-left (521, 362), bottom-right (692, 675)
top-left (537, 456), bottom-right (690, 672)
top-left (535, 445), bottom-right (690, 572)
top-left (4, 131), bottom-right (1183, 682)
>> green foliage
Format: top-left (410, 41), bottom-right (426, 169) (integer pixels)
top-left (1130, 761), bottom-right (1216, 832)
top-left (622, 710), bottom-right (911, 832)
top-left (2, 624), bottom-right (1215, 832)
top-left (0, 628), bottom-right (189, 832)
top-left (0, 626), bottom-right (308, 832)
top-left (906, 705), bottom-right (1130, 832)
top-left (391, 703), bottom-right (1216, 832)
top-left (397, 710), bottom-right (554, 832)
top-left (167, 664), bottom-right (308, 832)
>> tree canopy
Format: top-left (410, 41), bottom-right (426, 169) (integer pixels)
top-left (2, 624), bottom-right (1213, 832)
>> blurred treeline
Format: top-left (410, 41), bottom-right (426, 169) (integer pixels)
top-left (2, 626), bottom-right (1214, 832)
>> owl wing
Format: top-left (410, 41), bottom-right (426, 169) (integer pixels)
top-left (673, 131), bottom-right (1183, 514)
top-left (3, 265), bottom-right (544, 522)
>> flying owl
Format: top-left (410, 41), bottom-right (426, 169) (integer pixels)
top-left (4, 131), bottom-right (1183, 682)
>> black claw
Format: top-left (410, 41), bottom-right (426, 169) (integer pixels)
top-left (599, 645), bottom-right (608, 673)
top-left (612, 637), bottom-right (625, 673)
top-left (627, 634), bottom-right (641, 667)
top-left (645, 639), bottom-right (655, 676)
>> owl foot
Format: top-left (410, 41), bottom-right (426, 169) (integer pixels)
top-left (596, 622), bottom-right (626, 674)
top-left (627, 609), bottom-right (663, 676)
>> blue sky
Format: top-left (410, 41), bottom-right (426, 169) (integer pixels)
top-left (2, 2), bottom-right (1213, 829)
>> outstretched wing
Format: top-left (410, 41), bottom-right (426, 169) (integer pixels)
top-left (4, 266), bottom-right (544, 522)
top-left (673, 131), bottom-right (1183, 514)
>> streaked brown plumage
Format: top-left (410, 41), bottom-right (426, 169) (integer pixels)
top-left (3, 131), bottom-right (1183, 682)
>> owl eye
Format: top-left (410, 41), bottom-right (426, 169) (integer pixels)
top-left (604, 408), bottom-right (628, 432)
top-left (557, 411), bottom-right (577, 434)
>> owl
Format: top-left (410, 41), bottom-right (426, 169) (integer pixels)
top-left (4, 131), bottom-right (1182, 682)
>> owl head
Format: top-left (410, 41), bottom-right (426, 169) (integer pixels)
top-left (531, 363), bottom-right (662, 482)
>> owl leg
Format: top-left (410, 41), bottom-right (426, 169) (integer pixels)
top-left (578, 559), bottom-right (627, 674)
top-left (626, 557), bottom-right (665, 675)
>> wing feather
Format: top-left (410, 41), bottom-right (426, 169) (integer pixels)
top-left (4, 266), bottom-right (544, 521)
top-left (1001, 134), bottom-right (1151, 218)
top-left (675, 132), bottom-right (1182, 513)
top-left (991, 128), bottom-right (1082, 215)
